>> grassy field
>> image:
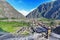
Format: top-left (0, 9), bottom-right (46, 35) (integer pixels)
top-left (0, 21), bottom-right (30, 33)
top-left (38, 17), bottom-right (56, 26)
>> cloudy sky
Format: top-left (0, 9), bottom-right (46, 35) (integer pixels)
top-left (6, 0), bottom-right (55, 16)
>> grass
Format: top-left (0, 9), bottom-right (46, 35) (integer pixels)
top-left (21, 30), bottom-right (30, 35)
top-left (0, 21), bottom-right (30, 33)
top-left (38, 17), bottom-right (56, 26)
top-left (0, 18), bottom-right (8, 20)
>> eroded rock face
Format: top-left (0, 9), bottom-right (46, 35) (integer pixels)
top-left (0, 32), bottom-right (60, 40)
top-left (0, 33), bottom-right (44, 40)
top-left (0, 0), bottom-right (25, 19)
top-left (0, 33), bottom-right (15, 40)
top-left (26, 0), bottom-right (60, 19)
top-left (1, 26), bottom-right (60, 40)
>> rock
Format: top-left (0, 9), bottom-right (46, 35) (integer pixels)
top-left (53, 26), bottom-right (60, 34)
top-left (35, 27), bottom-right (47, 33)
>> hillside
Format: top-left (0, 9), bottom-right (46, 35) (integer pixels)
top-left (0, 0), bottom-right (25, 19)
top-left (26, 0), bottom-right (60, 19)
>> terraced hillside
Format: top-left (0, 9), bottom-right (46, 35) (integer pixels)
top-left (26, 0), bottom-right (60, 19)
top-left (0, 0), bottom-right (25, 19)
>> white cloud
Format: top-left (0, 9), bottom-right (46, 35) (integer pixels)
top-left (18, 8), bottom-right (36, 16)
top-left (18, 0), bottom-right (56, 16)
top-left (18, 10), bottom-right (29, 16)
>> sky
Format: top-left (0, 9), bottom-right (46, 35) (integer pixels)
top-left (6, 0), bottom-right (55, 16)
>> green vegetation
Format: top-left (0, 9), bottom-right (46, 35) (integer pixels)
top-left (0, 21), bottom-right (30, 33)
top-left (21, 30), bottom-right (30, 35)
top-left (38, 17), bottom-right (50, 21)
top-left (0, 18), bottom-right (18, 20)
top-left (0, 18), bottom-right (8, 20)
top-left (38, 17), bottom-right (56, 26)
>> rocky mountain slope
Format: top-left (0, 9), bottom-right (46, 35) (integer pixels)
top-left (0, 0), bottom-right (25, 19)
top-left (26, 0), bottom-right (60, 19)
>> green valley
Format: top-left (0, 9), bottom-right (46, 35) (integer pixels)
top-left (0, 21), bottom-right (30, 33)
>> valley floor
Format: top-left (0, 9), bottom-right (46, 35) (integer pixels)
top-left (0, 18), bottom-right (60, 40)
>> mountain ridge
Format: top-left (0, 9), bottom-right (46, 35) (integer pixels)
top-left (26, 0), bottom-right (60, 19)
top-left (0, 0), bottom-right (25, 19)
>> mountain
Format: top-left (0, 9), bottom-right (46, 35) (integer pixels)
top-left (0, 0), bottom-right (25, 19)
top-left (26, 0), bottom-right (60, 19)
